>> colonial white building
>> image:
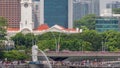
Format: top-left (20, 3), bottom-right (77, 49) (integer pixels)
top-left (7, 24), bottom-right (82, 37)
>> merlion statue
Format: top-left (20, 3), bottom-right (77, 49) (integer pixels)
top-left (32, 45), bottom-right (38, 62)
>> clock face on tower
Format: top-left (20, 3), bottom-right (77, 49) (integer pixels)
top-left (24, 3), bottom-right (28, 8)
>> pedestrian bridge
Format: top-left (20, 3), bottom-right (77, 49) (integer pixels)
top-left (38, 51), bottom-right (120, 57)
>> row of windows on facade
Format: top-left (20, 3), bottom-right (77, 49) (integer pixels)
top-left (9, 23), bottom-right (18, 26)
top-left (96, 29), bottom-right (119, 32)
top-left (0, 12), bottom-right (20, 14)
top-left (8, 18), bottom-right (19, 21)
top-left (96, 20), bottom-right (119, 24)
top-left (0, 4), bottom-right (20, 6)
top-left (0, 6), bottom-right (20, 8)
top-left (8, 19), bottom-right (20, 21)
top-left (0, 3), bottom-right (19, 4)
top-left (96, 25), bottom-right (119, 28)
top-left (9, 21), bottom-right (19, 23)
top-left (0, 12), bottom-right (20, 13)
top-left (8, 22), bottom-right (19, 24)
top-left (9, 23), bottom-right (19, 25)
top-left (0, 9), bottom-right (19, 12)
top-left (96, 21), bottom-right (119, 24)
top-left (0, 0), bottom-right (20, 3)
top-left (0, 10), bottom-right (20, 12)
top-left (0, 6), bottom-right (20, 7)
top-left (0, 15), bottom-right (20, 17)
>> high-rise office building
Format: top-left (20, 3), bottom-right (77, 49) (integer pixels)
top-left (73, 1), bottom-right (89, 20)
top-left (73, 0), bottom-right (100, 21)
top-left (0, 0), bottom-right (21, 28)
top-left (90, 0), bottom-right (100, 15)
top-left (39, 0), bottom-right (73, 28)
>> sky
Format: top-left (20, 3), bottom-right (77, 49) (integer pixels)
top-left (100, 0), bottom-right (120, 14)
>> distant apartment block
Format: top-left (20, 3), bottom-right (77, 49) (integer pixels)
top-left (0, 0), bottom-right (21, 28)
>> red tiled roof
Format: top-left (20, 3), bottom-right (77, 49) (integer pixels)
top-left (34, 24), bottom-right (49, 31)
top-left (7, 28), bottom-right (19, 31)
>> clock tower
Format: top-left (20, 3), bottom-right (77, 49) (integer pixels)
top-left (20, 0), bottom-right (33, 32)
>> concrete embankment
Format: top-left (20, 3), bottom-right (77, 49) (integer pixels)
top-left (0, 64), bottom-right (120, 68)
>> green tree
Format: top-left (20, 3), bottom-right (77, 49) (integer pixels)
top-left (112, 8), bottom-right (120, 14)
top-left (24, 33), bottom-right (35, 47)
top-left (101, 30), bottom-right (120, 51)
top-left (11, 33), bottom-right (35, 48)
top-left (11, 33), bottom-right (25, 46)
top-left (11, 30), bottom-right (120, 52)
top-left (0, 17), bottom-right (7, 40)
top-left (74, 14), bottom-right (96, 30)
top-left (3, 50), bottom-right (29, 61)
top-left (37, 32), bottom-right (64, 50)
top-left (80, 30), bottom-right (102, 51)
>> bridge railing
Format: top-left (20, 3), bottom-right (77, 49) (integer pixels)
top-left (38, 51), bottom-right (120, 57)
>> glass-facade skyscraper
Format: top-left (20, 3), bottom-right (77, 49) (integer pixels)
top-left (39, 0), bottom-right (73, 28)
top-left (44, 0), bottom-right (68, 28)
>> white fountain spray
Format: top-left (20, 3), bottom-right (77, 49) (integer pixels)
top-left (38, 49), bottom-right (52, 68)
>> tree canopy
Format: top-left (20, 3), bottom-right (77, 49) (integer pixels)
top-left (112, 8), bottom-right (120, 14)
top-left (11, 33), bottom-right (35, 48)
top-left (11, 30), bottom-right (120, 52)
top-left (74, 14), bottom-right (96, 30)
top-left (0, 50), bottom-right (29, 61)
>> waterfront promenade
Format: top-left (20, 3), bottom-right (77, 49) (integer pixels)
top-left (1, 51), bottom-right (120, 68)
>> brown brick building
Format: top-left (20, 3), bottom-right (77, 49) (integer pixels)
top-left (0, 0), bottom-right (21, 28)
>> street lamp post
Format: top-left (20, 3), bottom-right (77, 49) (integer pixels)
top-left (51, 32), bottom-right (57, 52)
top-left (51, 32), bottom-right (61, 52)
top-left (104, 36), bottom-right (108, 51)
top-left (57, 33), bottom-right (62, 52)
top-left (102, 41), bottom-right (105, 51)
top-left (102, 36), bottom-right (108, 51)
